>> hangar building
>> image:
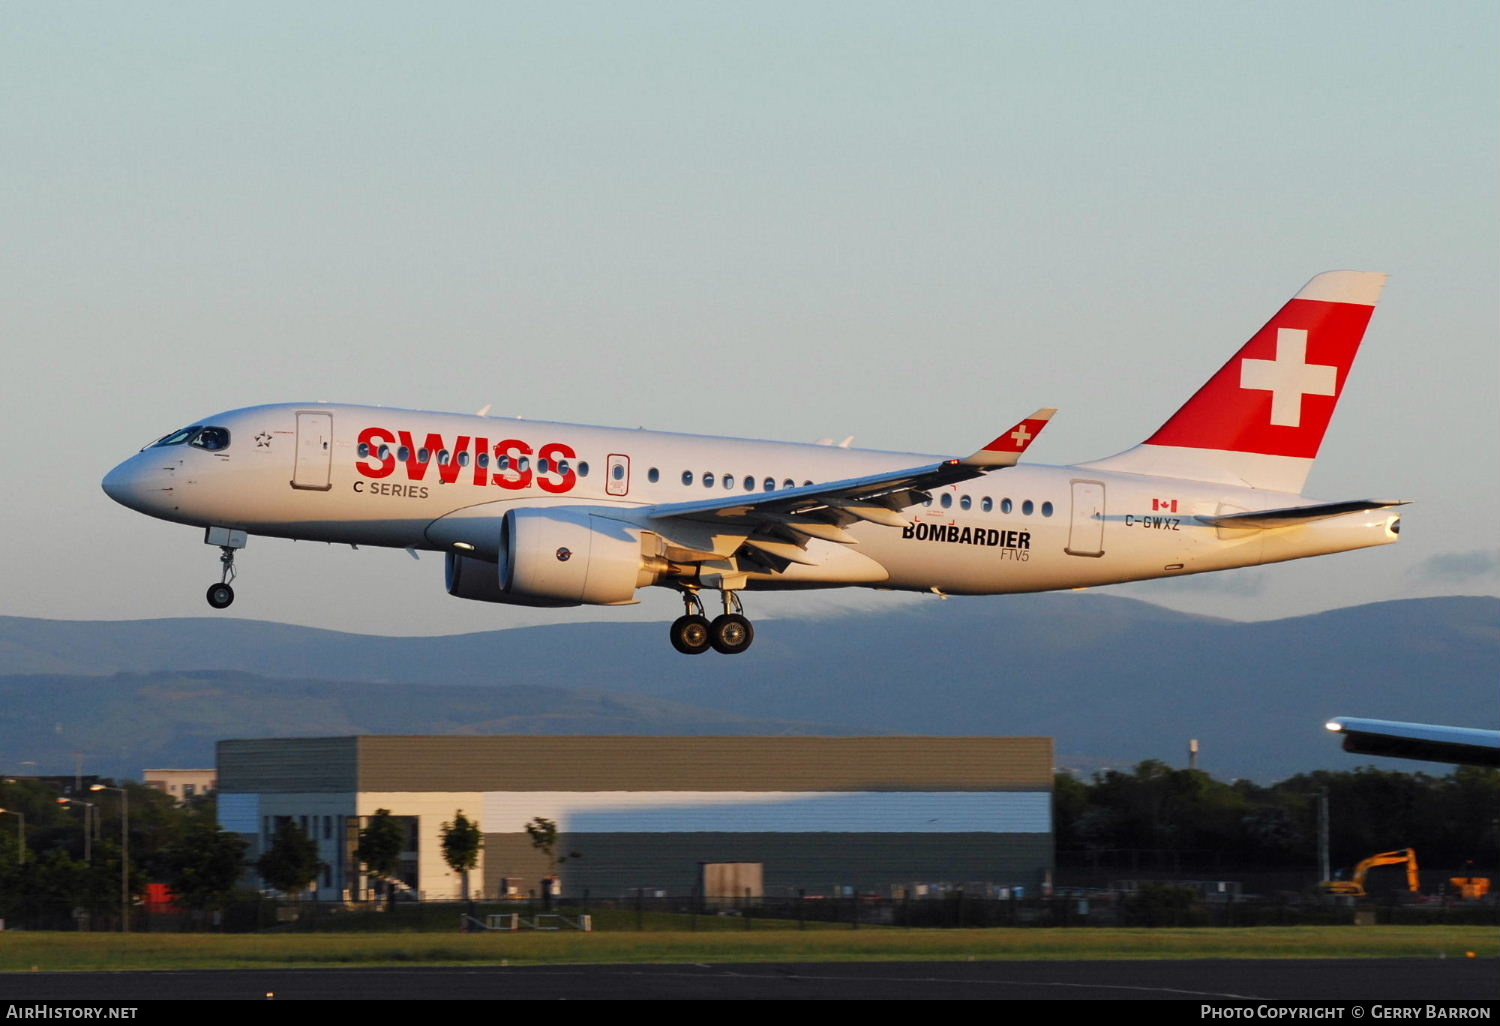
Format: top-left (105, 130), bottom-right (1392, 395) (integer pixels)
top-left (217, 736), bottom-right (1053, 899)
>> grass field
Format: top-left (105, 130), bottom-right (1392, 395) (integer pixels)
top-left (0, 926), bottom-right (1494, 971)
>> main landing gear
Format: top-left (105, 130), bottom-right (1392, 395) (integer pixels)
top-left (670, 589), bottom-right (755, 656)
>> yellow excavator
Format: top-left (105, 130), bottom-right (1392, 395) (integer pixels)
top-left (1319, 848), bottom-right (1420, 898)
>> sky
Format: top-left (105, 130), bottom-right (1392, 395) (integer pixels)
top-left (2, 1), bottom-right (1496, 637)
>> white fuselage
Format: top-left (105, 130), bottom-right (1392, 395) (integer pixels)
top-left (102, 402), bottom-right (1401, 598)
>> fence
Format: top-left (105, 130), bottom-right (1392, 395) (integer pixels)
top-left (107, 888), bottom-right (1499, 933)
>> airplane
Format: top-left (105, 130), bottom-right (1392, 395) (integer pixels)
top-left (1324, 717), bottom-right (1500, 768)
top-left (102, 271), bottom-right (1406, 654)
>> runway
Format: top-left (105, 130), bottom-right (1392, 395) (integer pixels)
top-left (1, 958), bottom-right (1494, 1001)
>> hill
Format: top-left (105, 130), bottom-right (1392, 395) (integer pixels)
top-left (1, 594), bottom-right (1493, 781)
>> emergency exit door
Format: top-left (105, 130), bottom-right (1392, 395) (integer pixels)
top-left (606, 453), bottom-right (630, 496)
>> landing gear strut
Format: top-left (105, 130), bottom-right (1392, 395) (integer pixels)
top-left (668, 588), bottom-right (755, 655)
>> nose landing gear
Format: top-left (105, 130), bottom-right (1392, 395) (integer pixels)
top-left (203, 528), bottom-right (246, 610)
top-left (669, 588), bottom-right (754, 655)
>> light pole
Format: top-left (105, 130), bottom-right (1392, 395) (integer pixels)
top-left (0, 809), bottom-right (24, 865)
top-left (90, 784), bottom-right (129, 932)
top-left (56, 798), bottom-right (96, 863)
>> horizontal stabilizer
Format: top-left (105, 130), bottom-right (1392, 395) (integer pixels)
top-left (1195, 499), bottom-right (1407, 530)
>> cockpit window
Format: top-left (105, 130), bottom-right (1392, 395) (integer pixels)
top-left (146, 425), bottom-right (231, 451)
top-left (190, 427), bottom-right (231, 451)
top-left (149, 426), bottom-right (201, 449)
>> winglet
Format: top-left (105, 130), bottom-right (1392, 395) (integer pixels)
top-left (963, 408), bottom-right (1056, 467)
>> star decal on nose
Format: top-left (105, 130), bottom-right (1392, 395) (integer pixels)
top-left (255, 432), bottom-right (272, 447)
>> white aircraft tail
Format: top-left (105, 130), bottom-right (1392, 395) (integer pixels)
top-left (1078, 271), bottom-right (1386, 494)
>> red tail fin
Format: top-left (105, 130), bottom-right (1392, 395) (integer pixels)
top-left (1080, 272), bottom-right (1386, 493)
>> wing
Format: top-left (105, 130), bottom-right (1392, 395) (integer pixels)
top-left (1325, 717), bottom-right (1500, 768)
top-left (633, 409), bottom-right (1056, 571)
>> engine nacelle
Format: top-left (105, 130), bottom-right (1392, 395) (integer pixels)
top-left (445, 551), bottom-right (580, 607)
top-left (499, 508), bottom-right (658, 605)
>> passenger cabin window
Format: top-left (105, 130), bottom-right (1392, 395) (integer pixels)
top-left (1042, 501), bottom-right (1054, 517)
top-left (940, 493), bottom-right (953, 509)
top-left (1022, 500), bottom-right (1034, 516)
top-left (577, 461), bottom-right (589, 477)
top-left (1001, 498), bottom-right (1013, 514)
top-left (648, 468), bottom-right (660, 483)
top-left (763, 477), bottom-right (775, 492)
top-left (682, 470), bottom-right (694, 485)
top-left (960, 495), bottom-right (971, 511)
top-left (981, 497), bottom-right (993, 513)
top-left (703, 472), bottom-right (715, 487)
top-left (612, 463), bottom-right (625, 481)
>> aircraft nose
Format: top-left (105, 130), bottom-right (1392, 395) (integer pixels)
top-left (102, 454), bottom-right (165, 515)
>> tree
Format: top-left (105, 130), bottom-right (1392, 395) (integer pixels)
top-left (163, 819), bottom-right (248, 913)
top-left (440, 810), bottom-right (483, 901)
top-left (356, 808), bottom-right (405, 905)
top-left (256, 820), bottom-right (320, 898)
top-left (524, 817), bottom-right (580, 907)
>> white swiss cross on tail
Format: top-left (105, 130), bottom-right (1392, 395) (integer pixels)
top-left (1239, 328), bottom-right (1338, 427)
